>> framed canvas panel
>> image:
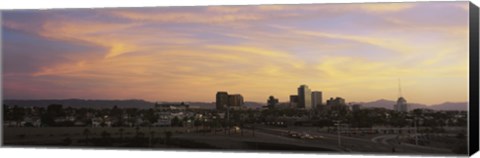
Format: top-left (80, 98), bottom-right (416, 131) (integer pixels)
top-left (1, 0), bottom-right (479, 157)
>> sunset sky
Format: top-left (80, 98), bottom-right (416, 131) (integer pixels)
top-left (2, 2), bottom-right (470, 105)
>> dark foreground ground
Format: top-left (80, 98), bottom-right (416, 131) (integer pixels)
top-left (2, 126), bottom-right (467, 156)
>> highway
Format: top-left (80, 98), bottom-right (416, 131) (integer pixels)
top-left (255, 126), bottom-right (456, 155)
top-left (2, 126), bottom-right (460, 155)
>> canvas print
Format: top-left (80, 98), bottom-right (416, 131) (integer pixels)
top-left (1, 1), bottom-right (475, 156)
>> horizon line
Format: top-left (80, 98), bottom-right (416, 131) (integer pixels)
top-left (2, 98), bottom-right (469, 106)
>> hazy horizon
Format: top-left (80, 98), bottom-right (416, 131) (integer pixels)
top-left (2, 2), bottom-right (469, 105)
top-left (2, 97), bottom-right (468, 106)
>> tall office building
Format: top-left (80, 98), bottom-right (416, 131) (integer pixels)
top-left (394, 97), bottom-right (408, 112)
top-left (311, 91), bottom-right (323, 110)
top-left (351, 104), bottom-right (362, 111)
top-left (216, 91), bottom-right (229, 111)
top-left (326, 97), bottom-right (346, 106)
top-left (326, 97), bottom-right (348, 111)
top-left (297, 85), bottom-right (312, 109)
top-left (290, 95), bottom-right (299, 108)
top-left (394, 79), bottom-right (408, 112)
top-left (228, 94), bottom-right (244, 107)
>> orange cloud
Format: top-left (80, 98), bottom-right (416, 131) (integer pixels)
top-left (291, 29), bottom-right (415, 54)
top-left (356, 3), bottom-right (415, 12)
top-left (206, 6), bottom-right (243, 13)
top-left (109, 10), bottom-right (263, 24)
top-left (33, 60), bottom-right (88, 77)
top-left (205, 45), bottom-right (291, 58)
top-left (3, 2), bottom-right (469, 104)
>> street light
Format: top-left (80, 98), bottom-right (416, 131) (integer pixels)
top-left (413, 117), bottom-right (418, 145)
top-left (406, 117), bottom-right (418, 145)
top-left (334, 120), bottom-right (342, 148)
top-left (203, 118), bottom-right (207, 135)
top-left (224, 104), bottom-right (229, 135)
top-left (213, 116), bottom-right (217, 135)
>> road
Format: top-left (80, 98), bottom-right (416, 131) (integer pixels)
top-left (174, 128), bottom-right (340, 151)
top-left (256, 126), bottom-right (456, 155)
top-left (2, 126), bottom-right (459, 155)
top-left (370, 134), bottom-right (453, 154)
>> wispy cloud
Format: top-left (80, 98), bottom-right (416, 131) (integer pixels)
top-left (2, 1), bottom-right (469, 104)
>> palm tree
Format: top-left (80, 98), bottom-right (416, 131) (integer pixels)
top-left (83, 128), bottom-right (90, 144)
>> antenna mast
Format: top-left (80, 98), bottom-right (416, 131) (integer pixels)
top-left (398, 78), bottom-right (402, 98)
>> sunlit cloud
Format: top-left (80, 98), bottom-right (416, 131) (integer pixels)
top-left (292, 30), bottom-right (415, 54)
top-left (205, 45), bottom-right (291, 58)
top-left (2, 1), bottom-right (469, 105)
top-left (356, 3), bottom-right (415, 12)
top-left (109, 10), bottom-right (263, 24)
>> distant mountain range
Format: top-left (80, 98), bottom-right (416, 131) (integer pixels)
top-left (3, 99), bottom-right (467, 111)
top-left (351, 99), bottom-right (468, 111)
top-left (2, 99), bottom-right (266, 110)
top-left (3, 99), bottom-right (155, 109)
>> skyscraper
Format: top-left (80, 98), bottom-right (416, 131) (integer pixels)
top-left (298, 85), bottom-right (312, 109)
top-left (394, 97), bottom-right (408, 112)
top-left (326, 97), bottom-right (346, 106)
top-left (326, 97), bottom-right (348, 112)
top-left (228, 94), bottom-right (244, 107)
top-left (311, 91), bottom-right (323, 110)
top-left (290, 95), bottom-right (299, 108)
top-left (351, 104), bottom-right (362, 111)
top-left (216, 91), bottom-right (229, 111)
top-left (394, 79), bottom-right (408, 112)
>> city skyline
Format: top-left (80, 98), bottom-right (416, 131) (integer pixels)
top-left (2, 84), bottom-right (468, 107)
top-left (2, 2), bottom-right (469, 105)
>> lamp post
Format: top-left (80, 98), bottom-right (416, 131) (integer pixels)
top-left (414, 117), bottom-right (418, 145)
top-left (334, 120), bottom-right (342, 148)
top-left (213, 116), bottom-right (217, 135)
top-left (226, 105), bottom-right (230, 135)
top-left (252, 124), bottom-right (255, 137)
top-left (224, 104), bottom-right (228, 135)
top-left (406, 117), bottom-right (419, 146)
top-left (203, 118), bottom-right (207, 135)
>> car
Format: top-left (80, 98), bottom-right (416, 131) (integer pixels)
top-left (299, 133), bottom-right (315, 139)
top-left (290, 133), bottom-right (299, 138)
top-left (313, 135), bottom-right (325, 139)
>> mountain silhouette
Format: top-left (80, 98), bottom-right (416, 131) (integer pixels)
top-left (3, 99), bottom-right (467, 111)
top-left (351, 99), bottom-right (467, 111)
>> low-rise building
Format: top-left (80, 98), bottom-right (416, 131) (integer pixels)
top-left (155, 102), bottom-right (189, 111)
